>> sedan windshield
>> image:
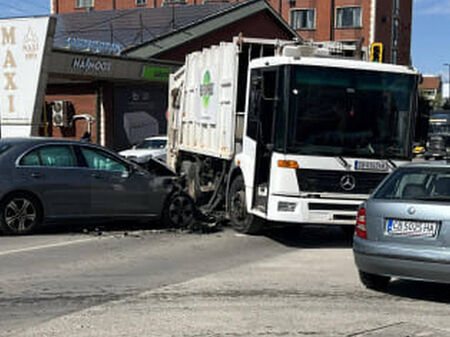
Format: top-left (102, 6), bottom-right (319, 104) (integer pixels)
top-left (287, 66), bottom-right (417, 159)
top-left (136, 139), bottom-right (167, 149)
top-left (374, 167), bottom-right (450, 201)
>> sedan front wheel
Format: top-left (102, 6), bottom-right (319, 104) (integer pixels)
top-left (164, 192), bottom-right (195, 229)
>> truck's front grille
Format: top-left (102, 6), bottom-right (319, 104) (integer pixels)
top-left (297, 169), bottom-right (388, 195)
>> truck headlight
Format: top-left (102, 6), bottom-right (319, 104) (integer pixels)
top-left (278, 201), bottom-right (297, 212)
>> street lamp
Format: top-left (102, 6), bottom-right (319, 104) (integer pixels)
top-left (444, 63), bottom-right (450, 106)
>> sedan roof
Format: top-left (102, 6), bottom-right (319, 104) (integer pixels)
top-left (401, 160), bottom-right (450, 169)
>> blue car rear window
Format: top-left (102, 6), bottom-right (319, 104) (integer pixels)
top-left (374, 168), bottom-right (450, 201)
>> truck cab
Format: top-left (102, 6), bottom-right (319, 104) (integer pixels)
top-left (233, 53), bottom-right (419, 232)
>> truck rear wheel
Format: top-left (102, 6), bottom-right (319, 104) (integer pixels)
top-left (229, 176), bottom-right (263, 234)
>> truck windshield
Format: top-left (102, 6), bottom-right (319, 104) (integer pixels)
top-left (286, 66), bottom-right (417, 159)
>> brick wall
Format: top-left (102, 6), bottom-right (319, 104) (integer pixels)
top-left (52, 0), bottom-right (412, 65)
top-left (375, 0), bottom-right (412, 65)
top-left (45, 84), bottom-right (98, 143)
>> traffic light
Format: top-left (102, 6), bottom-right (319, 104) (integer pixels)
top-left (370, 43), bottom-right (383, 63)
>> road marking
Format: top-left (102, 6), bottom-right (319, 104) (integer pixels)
top-left (0, 237), bottom-right (107, 257)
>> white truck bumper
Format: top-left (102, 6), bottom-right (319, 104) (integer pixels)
top-left (258, 195), bottom-right (365, 225)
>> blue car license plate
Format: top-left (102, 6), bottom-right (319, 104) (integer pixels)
top-left (386, 219), bottom-right (439, 238)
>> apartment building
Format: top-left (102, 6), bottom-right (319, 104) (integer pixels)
top-left (51, 0), bottom-right (412, 65)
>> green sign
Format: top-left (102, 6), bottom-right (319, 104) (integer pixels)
top-left (141, 65), bottom-right (170, 82)
top-left (200, 70), bottom-right (214, 109)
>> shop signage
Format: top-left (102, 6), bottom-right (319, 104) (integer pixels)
top-left (65, 37), bottom-right (121, 55)
top-left (0, 17), bottom-right (51, 137)
top-left (141, 65), bottom-right (170, 82)
top-left (71, 57), bottom-right (112, 73)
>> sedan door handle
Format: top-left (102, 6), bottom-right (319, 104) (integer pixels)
top-left (31, 172), bottom-right (42, 178)
top-left (91, 173), bottom-right (101, 179)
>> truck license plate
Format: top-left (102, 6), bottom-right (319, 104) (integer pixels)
top-left (386, 219), bottom-right (438, 238)
top-left (354, 160), bottom-right (389, 171)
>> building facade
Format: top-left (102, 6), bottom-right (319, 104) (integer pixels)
top-left (419, 75), bottom-right (443, 105)
top-left (43, 1), bottom-right (296, 149)
top-left (51, 0), bottom-right (413, 65)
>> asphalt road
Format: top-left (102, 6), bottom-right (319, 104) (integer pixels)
top-left (1, 225), bottom-right (450, 337)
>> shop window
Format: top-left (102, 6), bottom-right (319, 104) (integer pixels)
top-left (136, 0), bottom-right (147, 5)
top-left (336, 7), bottom-right (362, 28)
top-left (76, 0), bottom-right (94, 8)
top-left (291, 9), bottom-right (315, 30)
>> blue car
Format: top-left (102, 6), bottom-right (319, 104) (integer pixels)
top-left (353, 161), bottom-right (450, 290)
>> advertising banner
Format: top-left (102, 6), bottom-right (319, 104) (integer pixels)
top-left (0, 17), bottom-right (52, 137)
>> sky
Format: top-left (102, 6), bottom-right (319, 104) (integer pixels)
top-left (0, 0), bottom-right (448, 81)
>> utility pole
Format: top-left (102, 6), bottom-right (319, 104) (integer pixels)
top-left (445, 63), bottom-right (450, 106)
top-left (330, 0), bottom-right (335, 41)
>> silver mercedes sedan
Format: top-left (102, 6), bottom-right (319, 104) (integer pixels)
top-left (353, 161), bottom-right (450, 290)
top-left (0, 138), bottom-right (193, 235)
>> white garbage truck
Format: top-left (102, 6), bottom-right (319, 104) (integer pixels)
top-left (167, 36), bottom-right (420, 234)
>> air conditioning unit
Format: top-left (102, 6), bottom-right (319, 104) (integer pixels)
top-left (52, 101), bottom-right (70, 127)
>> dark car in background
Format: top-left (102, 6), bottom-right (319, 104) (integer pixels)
top-left (424, 110), bottom-right (450, 159)
top-left (353, 162), bottom-right (450, 290)
top-left (0, 138), bottom-right (193, 235)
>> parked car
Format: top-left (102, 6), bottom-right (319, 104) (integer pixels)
top-left (119, 136), bottom-right (168, 163)
top-left (353, 161), bottom-right (450, 290)
top-left (0, 138), bottom-right (193, 235)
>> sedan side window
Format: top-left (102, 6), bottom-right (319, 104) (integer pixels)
top-left (20, 150), bottom-right (41, 166)
top-left (80, 147), bottom-right (127, 172)
top-left (20, 146), bottom-right (77, 167)
top-left (39, 146), bottom-right (77, 167)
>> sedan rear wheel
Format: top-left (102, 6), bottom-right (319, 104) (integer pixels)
top-left (359, 270), bottom-right (390, 291)
top-left (0, 193), bottom-right (42, 235)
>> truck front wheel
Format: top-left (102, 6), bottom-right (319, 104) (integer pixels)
top-left (229, 176), bottom-right (263, 234)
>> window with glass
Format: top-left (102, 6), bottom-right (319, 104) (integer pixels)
top-left (336, 7), bottom-right (362, 28)
top-left (76, 0), bottom-right (94, 8)
top-left (80, 147), bottom-right (127, 172)
top-left (286, 66), bottom-right (417, 159)
top-left (291, 9), bottom-right (315, 30)
top-left (374, 168), bottom-right (450, 201)
top-left (136, 0), bottom-right (147, 5)
top-left (20, 146), bottom-right (77, 168)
